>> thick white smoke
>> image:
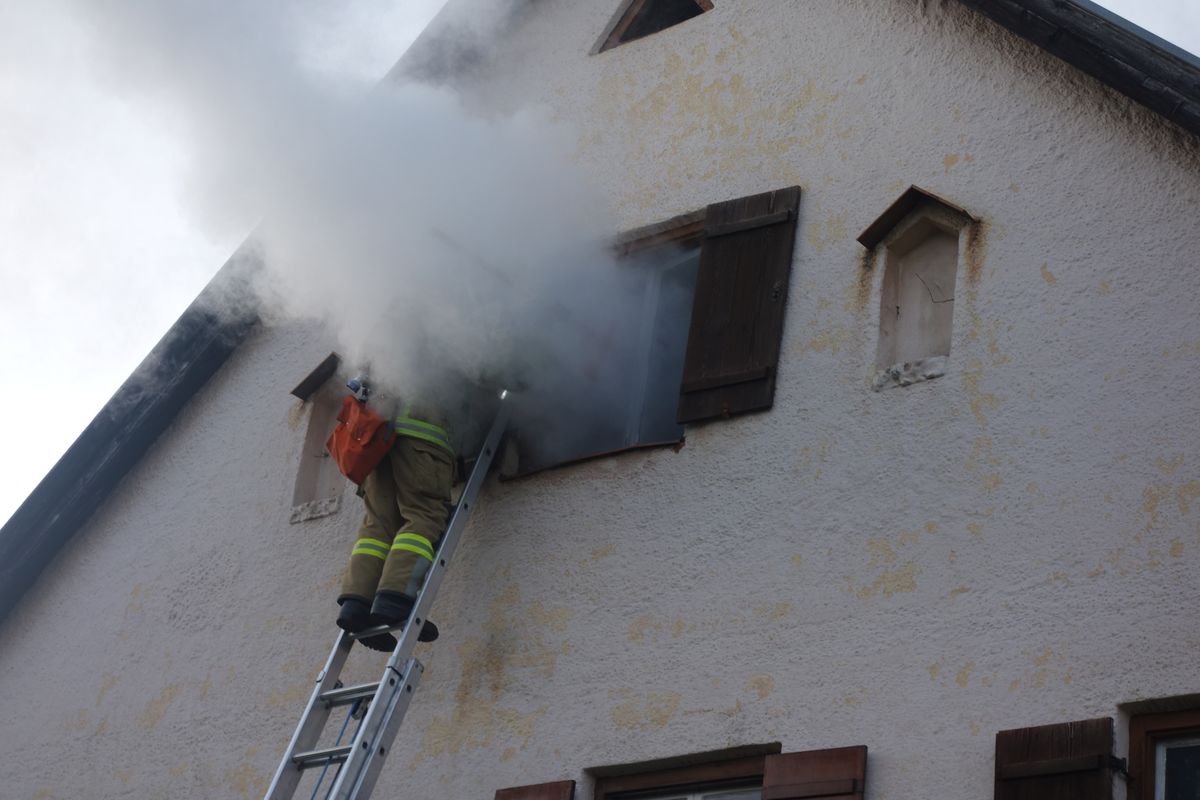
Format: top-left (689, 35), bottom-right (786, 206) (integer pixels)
top-left (66, 0), bottom-right (666, 467)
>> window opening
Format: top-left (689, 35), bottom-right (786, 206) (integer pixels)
top-left (1130, 706), bottom-right (1200, 800)
top-left (597, 0), bottom-right (713, 53)
top-left (1155, 735), bottom-right (1200, 800)
top-left (509, 242), bottom-right (700, 477)
top-left (638, 787), bottom-right (759, 800)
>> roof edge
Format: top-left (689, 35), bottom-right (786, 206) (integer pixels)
top-left (958, 0), bottom-right (1200, 138)
top-left (0, 253), bottom-right (261, 623)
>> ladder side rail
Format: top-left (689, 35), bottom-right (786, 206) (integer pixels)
top-left (264, 633), bottom-right (355, 800)
top-left (328, 404), bottom-right (509, 798)
top-left (333, 658), bottom-right (424, 800)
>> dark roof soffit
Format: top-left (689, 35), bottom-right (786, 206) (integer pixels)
top-left (957, 0), bottom-right (1200, 138)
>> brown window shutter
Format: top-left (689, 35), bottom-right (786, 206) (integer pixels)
top-left (761, 745), bottom-right (867, 800)
top-left (494, 780), bottom-right (575, 800)
top-left (995, 717), bottom-right (1115, 800)
top-left (677, 186), bottom-right (801, 424)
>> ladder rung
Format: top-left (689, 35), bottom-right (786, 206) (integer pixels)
top-left (347, 623), bottom-right (402, 639)
top-left (292, 745), bottom-right (353, 770)
top-left (319, 681), bottom-right (379, 707)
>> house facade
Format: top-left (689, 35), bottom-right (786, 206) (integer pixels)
top-left (2, 1), bottom-right (1200, 798)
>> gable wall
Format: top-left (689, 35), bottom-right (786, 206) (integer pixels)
top-left (2, 1), bottom-right (1199, 798)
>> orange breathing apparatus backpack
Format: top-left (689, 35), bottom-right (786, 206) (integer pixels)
top-left (326, 395), bottom-right (396, 486)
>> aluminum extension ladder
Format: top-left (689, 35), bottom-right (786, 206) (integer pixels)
top-left (264, 398), bottom-right (509, 800)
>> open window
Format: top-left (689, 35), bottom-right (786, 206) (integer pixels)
top-left (289, 352), bottom-right (345, 523)
top-left (508, 186), bottom-right (800, 477)
top-left (595, 0), bottom-right (714, 53)
top-left (857, 187), bottom-right (976, 390)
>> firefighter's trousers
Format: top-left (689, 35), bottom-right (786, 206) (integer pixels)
top-left (339, 435), bottom-right (454, 604)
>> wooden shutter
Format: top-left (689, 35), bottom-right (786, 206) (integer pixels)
top-left (494, 780), bottom-right (575, 800)
top-left (762, 745), bottom-right (867, 800)
top-left (677, 186), bottom-right (801, 424)
top-left (995, 717), bottom-right (1114, 800)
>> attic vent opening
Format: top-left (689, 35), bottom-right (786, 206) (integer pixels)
top-left (598, 0), bottom-right (713, 53)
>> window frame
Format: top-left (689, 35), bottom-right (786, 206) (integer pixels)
top-left (1129, 708), bottom-right (1200, 800)
top-left (594, 754), bottom-right (766, 800)
top-left (595, 0), bottom-right (715, 54)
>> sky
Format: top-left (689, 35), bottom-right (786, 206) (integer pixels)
top-left (0, 0), bottom-right (1198, 529)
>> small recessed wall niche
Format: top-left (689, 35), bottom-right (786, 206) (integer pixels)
top-left (289, 353), bottom-right (345, 523)
top-left (858, 187), bottom-right (976, 390)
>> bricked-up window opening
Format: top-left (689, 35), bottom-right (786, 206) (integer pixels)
top-left (858, 186), bottom-right (975, 391)
top-left (597, 0), bottom-right (713, 53)
top-left (289, 353), bottom-right (345, 523)
top-left (1129, 708), bottom-right (1200, 800)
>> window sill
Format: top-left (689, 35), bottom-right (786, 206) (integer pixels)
top-left (290, 494), bottom-right (341, 524)
top-left (873, 355), bottom-right (947, 390)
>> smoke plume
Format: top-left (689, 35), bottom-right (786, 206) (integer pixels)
top-left (65, 0), bottom-right (687, 469)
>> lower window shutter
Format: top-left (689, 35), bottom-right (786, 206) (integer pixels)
top-left (762, 745), bottom-right (867, 800)
top-left (677, 186), bottom-right (802, 424)
top-left (994, 717), bottom-right (1114, 800)
top-left (494, 780), bottom-right (575, 800)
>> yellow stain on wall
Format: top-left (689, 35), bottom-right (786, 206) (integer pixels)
top-left (590, 543), bottom-right (616, 560)
top-left (866, 538), bottom-right (897, 569)
top-left (1040, 263), bottom-right (1058, 286)
top-left (138, 684), bottom-right (182, 729)
top-left (1157, 455), bottom-right (1185, 475)
top-left (956, 662), bottom-right (976, 688)
top-left (59, 708), bottom-right (90, 734)
top-left (1176, 480), bottom-right (1200, 515)
top-left (855, 562), bottom-right (920, 599)
top-left (226, 762), bottom-right (266, 800)
top-left (747, 675), bottom-right (775, 700)
top-left (629, 614), bottom-right (659, 642)
top-left (96, 672), bottom-right (119, 707)
top-left (806, 211), bottom-right (848, 255)
top-left (928, 660), bottom-right (943, 680)
top-left (267, 683), bottom-right (311, 708)
top-left (1171, 539), bottom-right (1185, 559)
top-left (752, 602), bottom-right (794, 622)
top-left (413, 581), bottom-right (570, 766)
top-left (949, 586), bottom-right (971, 599)
top-left (961, 359), bottom-right (1001, 428)
top-left (611, 690), bottom-right (683, 731)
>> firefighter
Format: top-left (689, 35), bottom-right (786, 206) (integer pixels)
top-left (334, 375), bottom-right (455, 651)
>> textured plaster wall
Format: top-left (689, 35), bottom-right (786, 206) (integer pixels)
top-left (2, 1), bottom-right (1200, 798)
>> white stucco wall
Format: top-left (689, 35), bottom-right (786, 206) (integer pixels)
top-left (2, 1), bottom-right (1200, 798)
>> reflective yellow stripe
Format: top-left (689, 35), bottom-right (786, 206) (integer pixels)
top-left (351, 543), bottom-right (389, 561)
top-left (392, 533), bottom-right (435, 560)
top-left (394, 416), bottom-right (453, 455)
top-left (353, 538), bottom-right (390, 554)
top-left (391, 543), bottom-right (435, 562)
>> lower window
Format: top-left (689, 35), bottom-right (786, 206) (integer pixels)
top-left (1130, 709), bottom-right (1200, 800)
